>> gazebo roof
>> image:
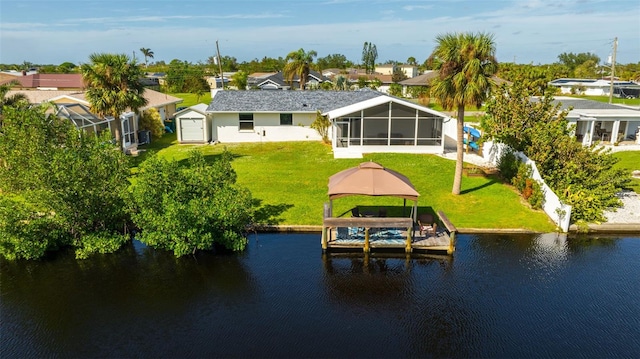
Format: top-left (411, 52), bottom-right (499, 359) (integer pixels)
top-left (328, 162), bottom-right (420, 201)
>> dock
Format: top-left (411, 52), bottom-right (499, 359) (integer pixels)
top-left (321, 211), bottom-right (457, 255)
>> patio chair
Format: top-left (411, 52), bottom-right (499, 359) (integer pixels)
top-left (418, 213), bottom-right (437, 237)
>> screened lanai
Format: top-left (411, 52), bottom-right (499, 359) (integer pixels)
top-left (55, 103), bottom-right (113, 136)
top-left (326, 96), bottom-right (449, 156)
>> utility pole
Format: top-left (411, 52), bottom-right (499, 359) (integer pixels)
top-left (608, 37), bottom-right (617, 104)
top-left (216, 40), bottom-right (224, 90)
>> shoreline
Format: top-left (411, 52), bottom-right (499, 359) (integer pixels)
top-left (251, 224), bottom-right (640, 235)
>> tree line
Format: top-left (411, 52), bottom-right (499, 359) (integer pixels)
top-left (4, 48), bottom-right (639, 82)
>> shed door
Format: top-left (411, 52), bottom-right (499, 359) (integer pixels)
top-left (180, 118), bottom-right (203, 142)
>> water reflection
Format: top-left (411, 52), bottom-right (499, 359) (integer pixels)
top-left (1, 233), bottom-right (639, 358)
top-left (320, 253), bottom-right (482, 358)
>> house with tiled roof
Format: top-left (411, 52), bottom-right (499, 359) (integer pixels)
top-left (1, 73), bottom-right (85, 90)
top-left (179, 89), bottom-right (455, 158)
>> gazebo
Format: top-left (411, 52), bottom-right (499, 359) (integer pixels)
top-left (322, 161), bottom-right (456, 254)
top-left (326, 161), bottom-right (419, 222)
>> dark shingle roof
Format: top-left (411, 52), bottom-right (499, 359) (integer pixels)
top-left (206, 89), bottom-right (383, 113)
top-left (552, 98), bottom-right (639, 111)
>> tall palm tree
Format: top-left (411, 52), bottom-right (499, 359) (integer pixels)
top-left (283, 48), bottom-right (317, 90)
top-left (140, 48), bottom-right (154, 68)
top-left (429, 32), bottom-right (498, 195)
top-left (81, 53), bottom-right (148, 151)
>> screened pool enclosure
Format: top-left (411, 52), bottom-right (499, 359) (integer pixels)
top-left (55, 103), bottom-right (113, 137)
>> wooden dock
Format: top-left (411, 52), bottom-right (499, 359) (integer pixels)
top-left (321, 211), bottom-right (457, 255)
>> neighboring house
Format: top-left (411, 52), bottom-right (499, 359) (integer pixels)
top-left (0, 73), bottom-right (84, 90)
top-left (399, 71), bottom-right (439, 97)
top-left (321, 68), bottom-right (346, 78)
top-left (205, 75), bottom-right (232, 89)
top-left (202, 89), bottom-right (454, 159)
top-left (374, 64), bottom-right (418, 78)
top-left (549, 78), bottom-right (640, 98)
top-left (246, 71), bottom-right (327, 90)
top-left (7, 88), bottom-right (182, 152)
top-left (145, 72), bottom-right (167, 86)
top-left (174, 104), bottom-right (213, 143)
top-left (552, 97), bottom-right (640, 146)
top-left (400, 72), bottom-right (511, 98)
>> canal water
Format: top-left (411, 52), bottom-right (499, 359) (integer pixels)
top-left (1, 233), bottom-right (639, 358)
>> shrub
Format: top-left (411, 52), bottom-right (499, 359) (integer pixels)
top-left (0, 106), bottom-right (131, 260)
top-left (497, 149), bottom-right (519, 182)
top-left (311, 111), bottom-right (331, 144)
top-left (512, 162), bottom-right (533, 193)
top-left (140, 108), bottom-right (164, 140)
top-left (527, 180), bottom-right (545, 209)
top-left (127, 149), bottom-right (254, 257)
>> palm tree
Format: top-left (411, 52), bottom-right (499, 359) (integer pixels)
top-left (140, 48), bottom-right (154, 68)
top-left (283, 48), bottom-right (317, 90)
top-left (81, 53), bottom-right (148, 151)
top-left (0, 80), bottom-right (28, 125)
top-left (429, 32), bottom-right (498, 195)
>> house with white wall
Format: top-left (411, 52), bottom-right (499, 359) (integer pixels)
top-left (199, 89), bottom-right (455, 159)
top-left (552, 97), bottom-right (640, 146)
top-left (549, 78), bottom-right (640, 97)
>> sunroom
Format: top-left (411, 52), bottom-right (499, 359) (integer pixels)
top-left (325, 96), bottom-right (451, 158)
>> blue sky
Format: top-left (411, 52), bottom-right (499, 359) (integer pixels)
top-left (1, 0), bottom-right (638, 66)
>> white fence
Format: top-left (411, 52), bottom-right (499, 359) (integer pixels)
top-left (483, 141), bottom-right (572, 232)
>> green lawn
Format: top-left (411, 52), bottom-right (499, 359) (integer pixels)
top-left (135, 134), bottom-right (556, 231)
top-left (612, 151), bottom-right (640, 192)
top-left (169, 92), bottom-right (212, 108)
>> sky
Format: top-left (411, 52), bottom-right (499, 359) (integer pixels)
top-left (1, 0), bottom-right (639, 67)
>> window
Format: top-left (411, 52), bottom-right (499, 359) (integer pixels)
top-left (280, 113), bottom-right (293, 126)
top-left (239, 113), bottom-right (254, 131)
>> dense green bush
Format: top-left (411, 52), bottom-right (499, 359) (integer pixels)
top-left (483, 83), bottom-right (628, 223)
top-left (139, 107), bottom-right (164, 140)
top-left (511, 162), bottom-right (533, 193)
top-left (127, 149), bottom-right (254, 257)
top-left (497, 149), bottom-right (520, 182)
top-left (0, 196), bottom-right (66, 260)
top-left (0, 105), bottom-right (131, 260)
top-left (527, 180), bottom-right (545, 210)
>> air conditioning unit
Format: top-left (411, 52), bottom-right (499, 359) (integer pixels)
top-left (138, 130), bottom-right (151, 145)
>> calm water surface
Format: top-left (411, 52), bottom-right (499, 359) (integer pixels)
top-left (1, 233), bottom-right (639, 358)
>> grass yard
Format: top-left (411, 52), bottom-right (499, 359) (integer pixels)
top-left (612, 151), bottom-right (640, 193)
top-left (134, 134), bottom-right (556, 231)
top-left (169, 92), bottom-right (212, 108)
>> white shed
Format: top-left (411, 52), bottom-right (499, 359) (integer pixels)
top-left (175, 104), bottom-right (212, 143)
